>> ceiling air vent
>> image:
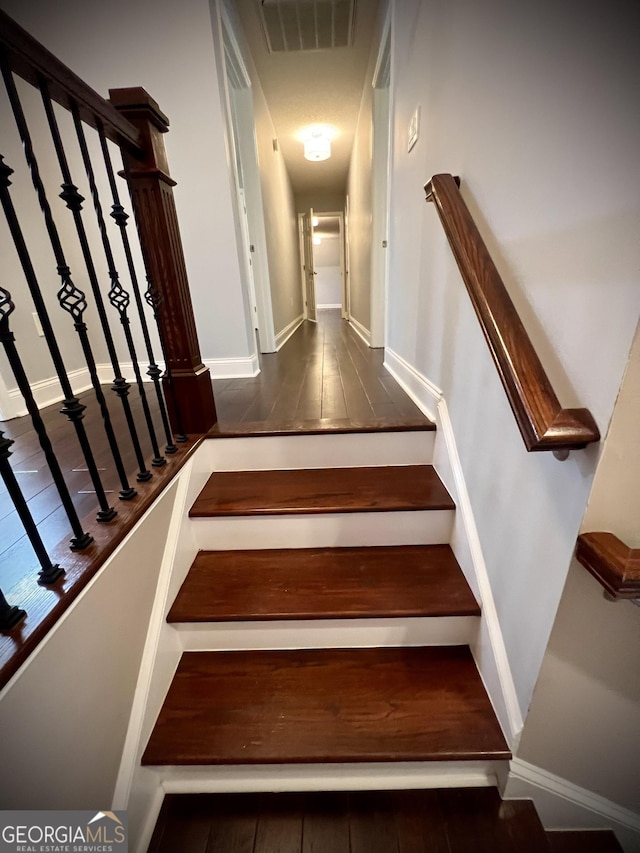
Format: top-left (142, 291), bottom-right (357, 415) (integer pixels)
top-left (257, 0), bottom-right (356, 52)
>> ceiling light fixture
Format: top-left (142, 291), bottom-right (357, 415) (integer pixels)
top-left (304, 128), bottom-right (331, 162)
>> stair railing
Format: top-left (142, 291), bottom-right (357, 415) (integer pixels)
top-left (0, 10), bottom-right (216, 634)
top-left (424, 173), bottom-right (600, 458)
top-left (576, 532), bottom-right (640, 600)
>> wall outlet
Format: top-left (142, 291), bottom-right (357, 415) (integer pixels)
top-left (32, 312), bottom-right (44, 337)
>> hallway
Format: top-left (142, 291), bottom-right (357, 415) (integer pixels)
top-left (212, 309), bottom-right (427, 429)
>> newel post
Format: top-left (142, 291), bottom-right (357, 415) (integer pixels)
top-left (109, 87), bottom-right (217, 434)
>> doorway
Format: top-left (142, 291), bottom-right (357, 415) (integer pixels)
top-left (298, 212), bottom-right (346, 322)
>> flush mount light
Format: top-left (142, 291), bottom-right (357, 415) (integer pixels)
top-left (313, 235), bottom-right (322, 245)
top-left (304, 129), bottom-right (331, 162)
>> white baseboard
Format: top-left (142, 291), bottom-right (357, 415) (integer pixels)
top-left (275, 314), bottom-right (304, 351)
top-left (204, 355), bottom-right (259, 379)
top-left (349, 315), bottom-right (371, 346)
top-left (2, 362), bottom-right (165, 421)
top-left (383, 347), bottom-right (523, 747)
top-left (505, 758), bottom-right (640, 851)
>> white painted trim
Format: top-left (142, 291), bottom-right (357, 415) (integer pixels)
top-left (505, 758), bottom-right (640, 848)
top-left (383, 347), bottom-right (523, 746)
top-left (275, 314), bottom-right (304, 351)
top-left (158, 760), bottom-right (506, 794)
top-left (383, 348), bottom-right (441, 420)
top-left (191, 509), bottom-right (454, 551)
top-left (178, 616), bottom-right (479, 651)
top-left (112, 462), bottom-right (194, 810)
top-left (133, 784), bottom-right (165, 853)
top-left (203, 430), bottom-right (435, 471)
top-left (317, 303), bottom-right (342, 310)
top-left (204, 355), bottom-right (259, 379)
top-left (1, 362), bottom-right (165, 421)
top-left (349, 314), bottom-right (371, 346)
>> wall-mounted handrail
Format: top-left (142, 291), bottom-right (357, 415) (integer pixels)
top-left (424, 173), bottom-right (600, 454)
top-left (0, 9), bottom-right (143, 156)
top-left (576, 532), bottom-right (640, 599)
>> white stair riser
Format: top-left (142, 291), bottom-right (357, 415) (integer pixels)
top-left (155, 761), bottom-right (507, 793)
top-left (190, 509), bottom-right (454, 550)
top-left (204, 431), bottom-right (435, 471)
top-left (176, 616), bottom-right (479, 651)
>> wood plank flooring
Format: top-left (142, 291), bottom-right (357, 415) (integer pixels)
top-left (547, 830), bottom-right (624, 852)
top-left (141, 646), bottom-right (510, 765)
top-left (211, 310), bottom-right (428, 426)
top-left (168, 545), bottom-right (480, 622)
top-left (148, 788), bottom-right (554, 853)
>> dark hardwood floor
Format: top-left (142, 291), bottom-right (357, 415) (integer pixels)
top-left (148, 788), bottom-right (556, 853)
top-left (211, 310), bottom-right (427, 427)
top-left (0, 311), bottom-right (426, 599)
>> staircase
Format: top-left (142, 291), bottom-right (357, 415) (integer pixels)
top-left (140, 421), bottom-right (621, 851)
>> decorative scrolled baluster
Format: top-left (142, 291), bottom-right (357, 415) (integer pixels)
top-left (145, 279), bottom-right (187, 442)
top-left (0, 429), bottom-right (64, 586)
top-left (73, 107), bottom-right (166, 468)
top-left (0, 587), bottom-right (25, 631)
top-left (0, 59), bottom-right (115, 525)
top-left (0, 280), bottom-right (92, 550)
top-left (39, 79), bottom-right (151, 485)
top-left (97, 123), bottom-right (177, 455)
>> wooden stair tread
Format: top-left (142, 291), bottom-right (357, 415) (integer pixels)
top-left (189, 465), bottom-right (454, 517)
top-left (208, 415), bottom-right (435, 437)
top-left (547, 830), bottom-right (624, 852)
top-left (149, 789), bottom-right (553, 853)
top-left (168, 545), bottom-right (480, 622)
top-left (142, 646), bottom-right (510, 766)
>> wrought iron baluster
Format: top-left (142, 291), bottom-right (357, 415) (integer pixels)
top-left (97, 122), bottom-right (177, 455)
top-left (0, 56), bottom-right (115, 524)
top-left (72, 107), bottom-right (166, 468)
top-left (39, 79), bottom-right (151, 485)
top-left (0, 278), bottom-right (92, 551)
top-left (144, 278), bottom-right (188, 442)
top-left (0, 587), bottom-right (25, 631)
top-left (0, 429), bottom-right (64, 586)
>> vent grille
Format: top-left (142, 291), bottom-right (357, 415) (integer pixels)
top-left (257, 0), bottom-right (356, 52)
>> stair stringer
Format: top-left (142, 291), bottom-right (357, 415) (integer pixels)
top-left (385, 347), bottom-right (523, 747)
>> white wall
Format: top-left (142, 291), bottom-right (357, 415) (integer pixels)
top-left (0, 0), bottom-right (254, 379)
top-left (314, 237), bottom-right (342, 306)
top-left (251, 71), bottom-right (303, 336)
top-left (387, 0), bottom-right (640, 717)
top-left (514, 320), bottom-right (640, 816)
top-left (0, 479), bottom-right (180, 809)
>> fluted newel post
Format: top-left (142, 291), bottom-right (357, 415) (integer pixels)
top-left (109, 87), bottom-right (217, 434)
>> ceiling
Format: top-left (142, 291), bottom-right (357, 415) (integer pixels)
top-left (234, 0), bottom-right (380, 197)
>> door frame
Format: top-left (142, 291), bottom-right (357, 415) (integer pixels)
top-left (370, 5), bottom-right (393, 349)
top-left (220, 5), bottom-right (276, 352)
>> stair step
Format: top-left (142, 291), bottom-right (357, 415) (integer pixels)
top-left (142, 646), bottom-right (510, 766)
top-left (149, 789), bottom-right (551, 853)
top-left (189, 465), bottom-right (454, 517)
top-left (168, 545), bottom-right (480, 622)
top-left (547, 830), bottom-right (624, 852)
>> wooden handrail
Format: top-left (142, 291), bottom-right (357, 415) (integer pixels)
top-left (424, 174), bottom-right (600, 454)
top-left (0, 9), bottom-right (143, 156)
top-left (576, 532), bottom-right (640, 599)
